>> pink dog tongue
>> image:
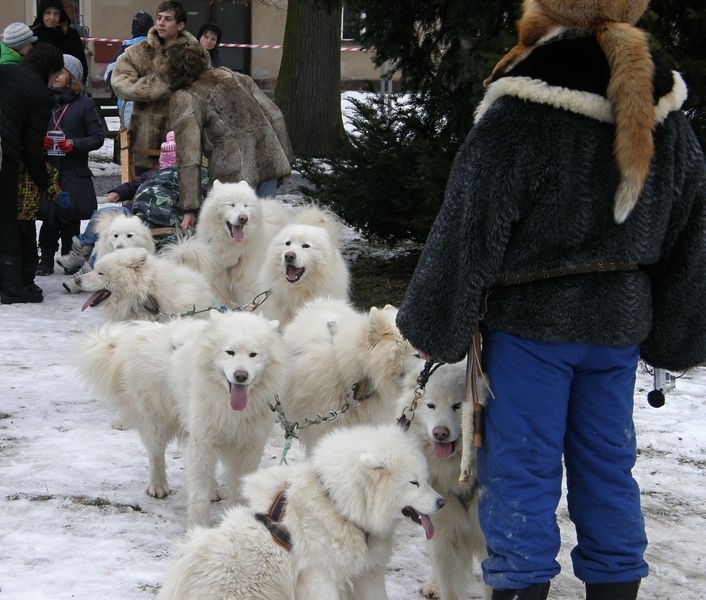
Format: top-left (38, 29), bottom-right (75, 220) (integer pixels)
top-left (421, 514), bottom-right (435, 540)
top-left (231, 224), bottom-right (244, 242)
top-left (229, 383), bottom-right (248, 411)
top-left (433, 442), bottom-right (454, 458)
top-left (81, 291), bottom-right (103, 311)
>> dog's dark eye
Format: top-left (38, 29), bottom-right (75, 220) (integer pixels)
top-left (113, 233), bottom-right (119, 238)
top-left (426, 403), bottom-right (436, 410)
top-left (249, 352), bottom-right (257, 358)
top-left (97, 271), bottom-right (104, 276)
top-left (127, 233), bottom-right (133, 238)
top-left (225, 350), bottom-right (235, 356)
top-left (409, 480), bottom-right (419, 487)
top-left (302, 244), bottom-right (310, 249)
top-left (452, 402), bottom-right (462, 411)
top-left (285, 241), bottom-right (291, 246)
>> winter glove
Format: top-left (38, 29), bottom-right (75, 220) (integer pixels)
top-left (58, 191), bottom-right (71, 209)
top-left (43, 136), bottom-right (54, 150)
top-left (58, 139), bottom-right (74, 153)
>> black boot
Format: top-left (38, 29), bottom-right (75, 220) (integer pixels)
top-left (0, 255), bottom-right (43, 304)
top-left (36, 250), bottom-right (54, 276)
top-left (493, 582), bottom-right (550, 600)
top-left (21, 254), bottom-right (43, 299)
top-left (586, 580), bottom-right (640, 600)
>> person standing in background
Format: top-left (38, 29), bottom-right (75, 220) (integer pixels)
top-left (103, 11), bottom-right (154, 129)
top-left (197, 23), bottom-right (222, 68)
top-left (0, 22), bottom-right (38, 64)
top-left (30, 0), bottom-right (88, 84)
top-left (0, 43), bottom-right (63, 304)
top-left (110, 1), bottom-right (209, 175)
top-left (37, 54), bottom-right (103, 276)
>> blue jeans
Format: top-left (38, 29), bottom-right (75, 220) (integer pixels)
top-left (255, 179), bottom-right (277, 198)
top-left (478, 329), bottom-right (648, 590)
top-left (79, 205), bottom-right (131, 246)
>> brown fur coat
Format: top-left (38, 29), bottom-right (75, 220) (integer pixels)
top-left (168, 67), bottom-right (293, 211)
top-left (110, 27), bottom-right (208, 170)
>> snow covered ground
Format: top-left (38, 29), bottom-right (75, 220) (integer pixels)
top-left (1, 101), bottom-right (705, 600)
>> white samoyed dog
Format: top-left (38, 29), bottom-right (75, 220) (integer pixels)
top-left (77, 247), bottom-right (215, 321)
top-left (161, 180), bottom-right (287, 307)
top-left (75, 318), bottom-right (205, 497)
top-left (75, 310), bottom-right (286, 528)
top-left (255, 222), bottom-right (350, 326)
top-left (94, 211), bottom-right (155, 260)
top-left (278, 297), bottom-right (418, 452)
top-left (158, 424), bottom-right (445, 600)
top-left (401, 361), bottom-right (489, 600)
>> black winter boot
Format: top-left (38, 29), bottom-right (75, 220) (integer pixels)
top-left (586, 580), bottom-right (640, 600)
top-left (20, 254), bottom-right (43, 299)
top-left (0, 255), bottom-right (43, 304)
top-left (36, 250), bottom-right (54, 276)
top-left (492, 582), bottom-right (550, 600)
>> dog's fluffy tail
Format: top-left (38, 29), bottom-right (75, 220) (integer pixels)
top-left (73, 322), bottom-right (135, 400)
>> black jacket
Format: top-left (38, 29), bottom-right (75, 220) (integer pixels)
top-left (396, 34), bottom-right (706, 372)
top-left (0, 62), bottom-right (52, 190)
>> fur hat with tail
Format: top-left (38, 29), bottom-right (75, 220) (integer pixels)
top-left (490, 0), bottom-right (654, 223)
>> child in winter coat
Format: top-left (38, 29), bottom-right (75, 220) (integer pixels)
top-left (37, 53), bottom-right (104, 275)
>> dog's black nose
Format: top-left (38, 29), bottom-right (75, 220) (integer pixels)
top-left (234, 370), bottom-right (248, 383)
top-left (432, 426), bottom-right (449, 441)
top-left (436, 497), bottom-right (446, 510)
top-left (284, 251), bottom-right (296, 263)
top-left (238, 214), bottom-right (248, 225)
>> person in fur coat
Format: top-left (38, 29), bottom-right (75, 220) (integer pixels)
top-left (110, 1), bottom-right (209, 173)
top-left (395, 1), bottom-right (706, 599)
top-left (163, 44), bottom-right (293, 230)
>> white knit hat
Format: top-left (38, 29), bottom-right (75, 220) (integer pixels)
top-left (159, 131), bottom-right (177, 169)
top-left (2, 22), bottom-right (38, 51)
top-left (62, 53), bottom-right (83, 82)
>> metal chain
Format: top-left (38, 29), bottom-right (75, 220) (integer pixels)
top-left (397, 360), bottom-right (444, 431)
top-left (151, 289), bottom-right (272, 320)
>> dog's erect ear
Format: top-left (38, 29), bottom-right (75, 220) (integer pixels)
top-left (212, 179), bottom-right (222, 189)
top-left (127, 248), bottom-right (149, 270)
top-left (360, 451), bottom-right (385, 471)
top-left (368, 306), bottom-right (397, 344)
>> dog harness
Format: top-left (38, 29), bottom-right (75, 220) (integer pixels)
top-left (254, 488), bottom-right (292, 552)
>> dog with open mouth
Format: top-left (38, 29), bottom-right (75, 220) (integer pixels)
top-left (75, 310), bottom-right (285, 529)
top-left (77, 247), bottom-right (215, 321)
top-left (158, 424), bottom-right (444, 600)
top-left (401, 360), bottom-right (490, 600)
top-left (255, 222), bottom-right (350, 326)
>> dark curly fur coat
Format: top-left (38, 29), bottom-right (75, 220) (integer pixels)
top-left (396, 32), bottom-right (706, 371)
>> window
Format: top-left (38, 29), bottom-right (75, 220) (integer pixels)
top-left (341, 1), bottom-right (358, 42)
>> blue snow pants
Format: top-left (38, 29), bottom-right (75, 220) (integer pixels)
top-left (477, 328), bottom-right (649, 590)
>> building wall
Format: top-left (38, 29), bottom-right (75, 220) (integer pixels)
top-left (6, 0), bottom-right (386, 87)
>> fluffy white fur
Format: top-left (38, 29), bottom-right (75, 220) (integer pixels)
top-left (94, 212), bottom-right (155, 260)
top-left (401, 361), bottom-right (489, 600)
top-left (74, 318), bottom-right (205, 498)
top-left (161, 180), bottom-right (287, 306)
top-left (75, 310), bottom-right (286, 528)
top-left (171, 310), bottom-right (285, 528)
top-left (279, 297), bottom-right (418, 452)
top-left (77, 247), bottom-right (215, 321)
top-left (255, 222), bottom-right (350, 326)
top-left (158, 424), bottom-right (445, 600)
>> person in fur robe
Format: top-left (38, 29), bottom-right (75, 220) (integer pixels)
top-left (163, 43), bottom-right (293, 230)
top-left (396, 1), bottom-right (706, 599)
top-left (110, 1), bottom-right (209, 173)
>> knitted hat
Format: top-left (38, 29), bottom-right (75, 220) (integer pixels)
top-left (131, 11), bottom-right (154, 38)
top-left (490, 0), bottom-right (653, 224)
top-left (62, 53), bottom-right (83, 82)
top-left (2, 22), bottom-right (38, 50)
top-left (159, 131), bottom-right (177, 169)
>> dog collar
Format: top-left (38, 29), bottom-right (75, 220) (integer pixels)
top-left (254, 487), bottom-right (292, 552)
